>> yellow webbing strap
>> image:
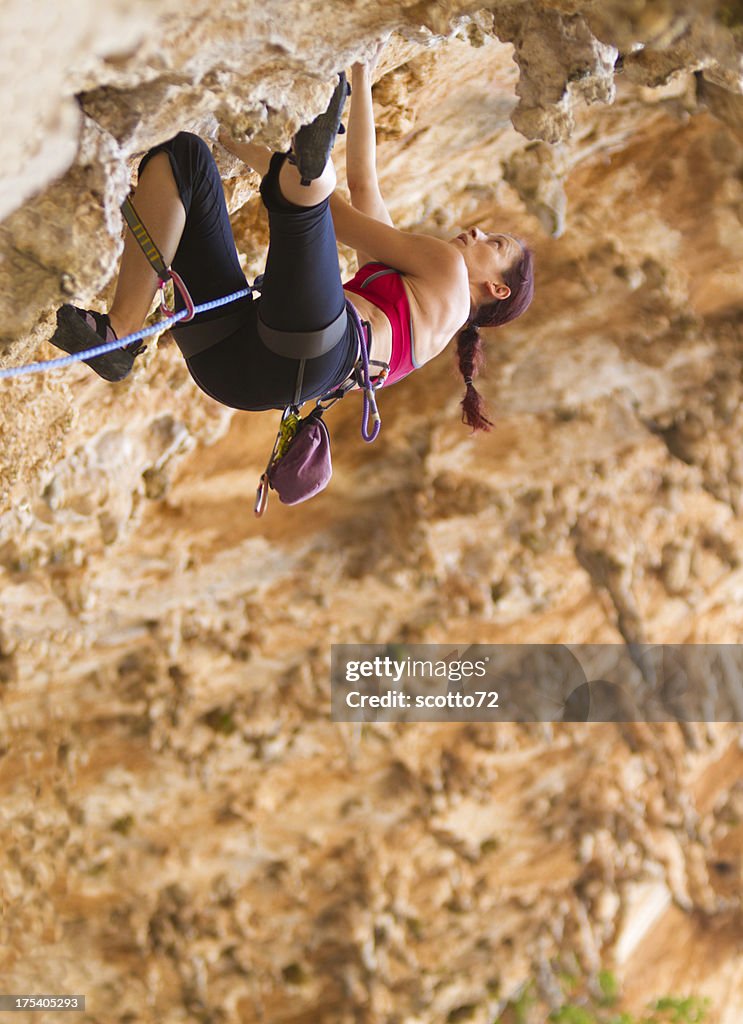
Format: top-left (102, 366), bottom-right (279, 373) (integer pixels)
top-left (121, 196), bottom-right (170, 280)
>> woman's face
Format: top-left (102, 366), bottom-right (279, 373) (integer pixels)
top-left (450, 227), bottom-right (521, 300)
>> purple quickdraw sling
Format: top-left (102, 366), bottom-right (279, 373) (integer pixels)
top-left (345, 298), bottom-right (384, 443)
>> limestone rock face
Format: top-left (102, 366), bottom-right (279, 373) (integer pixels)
top-left (1, 2), bottom-right (743, 1022)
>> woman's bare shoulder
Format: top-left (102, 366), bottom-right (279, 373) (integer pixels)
top-left (404, 251), bottom-right (470, 342)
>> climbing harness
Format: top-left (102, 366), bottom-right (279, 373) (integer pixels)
top-left (254, 299), bottom-right (389, 516)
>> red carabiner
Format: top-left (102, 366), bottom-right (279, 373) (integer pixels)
top-left (160, 269), bottom-right (196, 322)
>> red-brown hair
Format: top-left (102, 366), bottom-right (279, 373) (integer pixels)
top-left (457, 244), bottom-right (534, 432)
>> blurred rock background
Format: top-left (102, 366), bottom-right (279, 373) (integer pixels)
top-left (1, 1), bottom-right (742, 1021)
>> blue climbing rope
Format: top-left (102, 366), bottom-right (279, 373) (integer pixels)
top-left (0, 286), bottom-right (253, 381)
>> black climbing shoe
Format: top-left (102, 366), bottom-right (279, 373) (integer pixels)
top-left (291, 71), bottom-right (350, 185)
top-left (51, 305), bottom-right (147, 383)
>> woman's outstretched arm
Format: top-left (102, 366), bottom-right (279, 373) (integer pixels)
top-left (330, 191), bottom-right (459, 280)
top-left (346, 51), bottom-right (393, 266)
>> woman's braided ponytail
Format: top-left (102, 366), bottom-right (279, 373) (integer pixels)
top-left (456, 319), bottom-right (493, 432)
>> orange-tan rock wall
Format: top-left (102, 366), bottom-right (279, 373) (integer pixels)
top-left (1, 2), bottom-right (743, 1022)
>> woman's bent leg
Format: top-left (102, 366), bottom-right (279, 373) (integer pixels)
top-left (278, 155), bottom-right (336, 208)
top-left (187, 148), bottom-right (357, 411)
top-left (108, 153), bottom-right (186, 339)
top-left (258, 153), bottom-right (346, 335)
top-left (50, 132), bottom-right (253, 385)
top-left (122, 133), bottom-right (248, 329)
top-left (218, 132), bottom-right (336, 208)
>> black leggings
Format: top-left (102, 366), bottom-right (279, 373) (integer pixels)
top-left (137, 132), bottom-right (357, 411)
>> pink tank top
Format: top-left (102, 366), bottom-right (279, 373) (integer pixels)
top-left (343, 262), bottom-right (419, 386)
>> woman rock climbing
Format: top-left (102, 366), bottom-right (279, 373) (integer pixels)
top-left (50, 46), bottom-right (534, 432)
